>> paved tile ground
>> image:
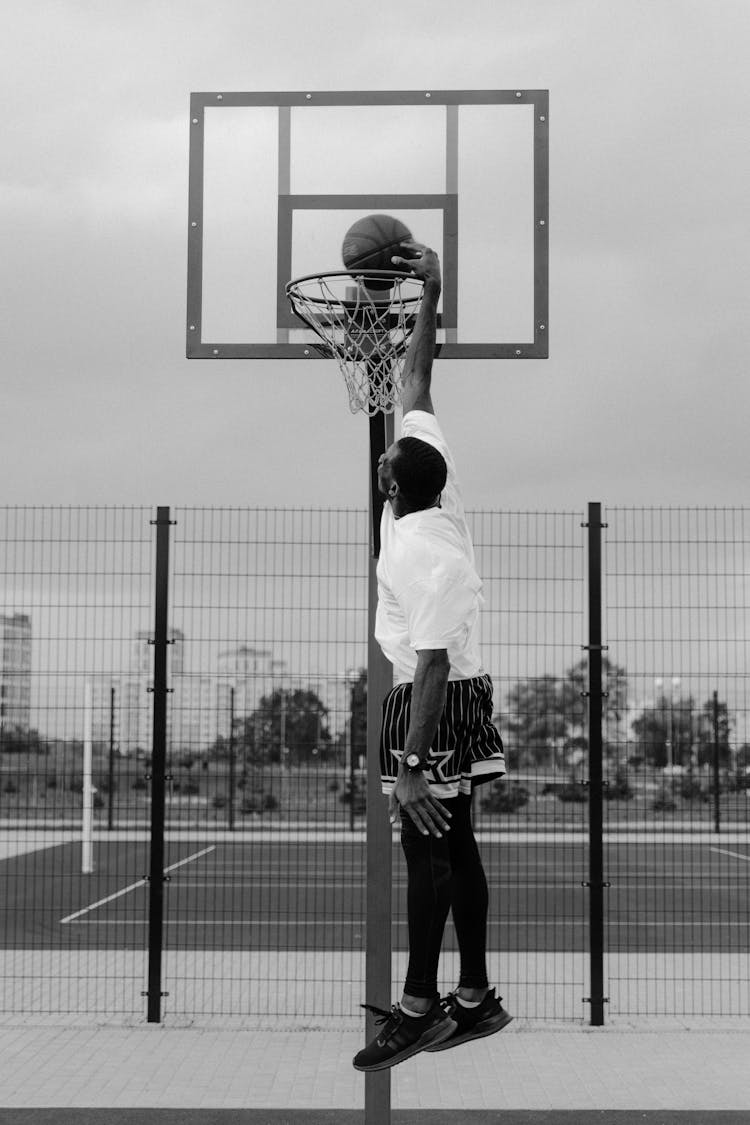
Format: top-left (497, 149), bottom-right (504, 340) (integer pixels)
top-left (0, 1020), bottom-right (749, 1113)
top-left (1, 1114), bottom-right (749, 1125)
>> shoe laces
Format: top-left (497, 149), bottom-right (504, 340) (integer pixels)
top-left (360, 1002), bottom-right (404, 1042)
top-left (441, 988), bottom-right (499, 1014)
top-left (439, 989), bottom-right (460, 1015)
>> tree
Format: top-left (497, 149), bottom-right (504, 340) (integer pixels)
top-left (631, 704), bottom-right (668, 768)
top-left (238, 687), bottom-right (332, 766)
top-left (632, 691), bottom-right (700, 769)
top-left (736, 744), bottom-right (750, 772)
top-left (502, 676), bottom-right (568, 768)
top-left (562, 657), bottom-right (629, 755)
top-left (501, 656), bottom-right (629, 771)
top-left (693, 697), bottom-right (732, 769)
top-left (0, 726), bottom-right (44, 754)
top-left (349, 669), bottom-right (367, 767)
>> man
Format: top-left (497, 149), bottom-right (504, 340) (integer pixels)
top-left (353, 244), bottom-right (511, 1073)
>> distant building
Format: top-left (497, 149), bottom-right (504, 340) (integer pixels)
top-left (170, 674), bottom-right (215, 758)
top-left (99, 635), bottom-right (292, 757)
top-left (0, 613), bottom-right (32, 736)
top-left (116, 628), bottom-right (213, 757)
top-left (216, 645), bottom-right (278, 738)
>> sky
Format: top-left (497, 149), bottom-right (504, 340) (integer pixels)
top-left (2, 0), bottom-right (749, 513)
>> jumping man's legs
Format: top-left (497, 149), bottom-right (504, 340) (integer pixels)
top-left (399, 793), bottom-right (490, 1009)
top-left (447, 793), bottom-right (490, 997)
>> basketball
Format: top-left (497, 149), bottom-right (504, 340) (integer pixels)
top-left (342, 214), bottom-right (413, 290)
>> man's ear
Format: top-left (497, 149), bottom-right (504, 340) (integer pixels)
top-left (388, 482), bottom-right (399, 498)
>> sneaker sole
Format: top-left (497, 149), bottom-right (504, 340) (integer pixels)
top-left (352, 1016), bottom-right (457, 1072)
top-left (424, 1010), bottom-right (513, 1052)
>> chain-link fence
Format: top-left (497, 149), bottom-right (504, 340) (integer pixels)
top-left (1, 505), bottom-right (748, 1022)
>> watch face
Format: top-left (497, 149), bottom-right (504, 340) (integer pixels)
top-left (406, 754), bottom-right (421, 769)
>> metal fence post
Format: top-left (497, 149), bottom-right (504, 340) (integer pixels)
top-left (585, 502), bottom-right (607, 1026)
top-left (146, 506), bottom-right (173, 1023)
top-left (712, 689), bottom-right (721, 834)
top-left (107, 686), bottom-right (116, 831)
top-left (228, 686), bottom-right (236, 832)
top-left (365, 412), bottom-right (394, 1123)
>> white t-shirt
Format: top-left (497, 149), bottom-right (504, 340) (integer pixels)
top-left (374, 411), bottom-right (484, 683)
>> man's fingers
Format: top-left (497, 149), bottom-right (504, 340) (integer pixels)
top-left (408, 808), bottom-right (436, 836)
top-left (429, 795), bottom-right (452, 819)
top-left (397, 239), bottom-right (423, 256)
top-left (391, 242), bottom-right (424, 269)
top-left (405, 801), bottom-right (449, 838)
top-left (393, 774), bottom-right (452, 837)
top-left (427, 797), bottom-right (452, 830)
top-left (403, 792), bottom-right (453, 835)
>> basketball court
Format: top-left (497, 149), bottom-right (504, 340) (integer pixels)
top-left (5, 832), bottom-right (750, 957)
top-left (3, 829), bottom-right (750, 1027)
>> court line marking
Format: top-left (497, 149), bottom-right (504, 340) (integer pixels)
top-left (55, 845), bottom-right (749, 924)
top-left (165, 876), bottom-right (745, 887)
top-left (62, 918), bottom-right (750, 928)
top-left (60, 846), bottom-right (215, 925)
top-left (9, 829), bottom-right (750, 846)
top-left (710, 846), bottom-right (750, 862)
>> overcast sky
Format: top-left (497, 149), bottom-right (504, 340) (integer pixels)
top-left (2, 0), bottom-right (749, 512)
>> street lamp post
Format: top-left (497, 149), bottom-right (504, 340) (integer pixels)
top-left (655, 677), bottom-right (681, 770)
top-left (345, 668), bottom-right (360, 833)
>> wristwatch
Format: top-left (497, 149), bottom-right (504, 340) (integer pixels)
top-left (404, 753), bottom-right (427, 772)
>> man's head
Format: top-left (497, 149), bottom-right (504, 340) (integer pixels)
top-left (377, 437), bottom-right (447, 513)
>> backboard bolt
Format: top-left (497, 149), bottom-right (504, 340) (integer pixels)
top-left (212, 348), bottom-right (219, 356)
top-left (540, 115), bottom-right (546, 121)
top-left (192, 118), bottom-right (198, 125)
top-left (539, 219), bottom-right (546, 226)
top-left (189, 325), bottom-right (196, 332)
top-left (304, 349), bottom-right (310, 356)
top-left (425, 92), bottom-right (432, 98)
top-left (306, 93), bottom-right (312, 100)
top-left (516, 91), bottom-right (522, 98)
top-left (539, 324), bottom-right (546, 331)
top-left (216, 94), bottom-right (223, 100)
top-left (191, 221), bottom-right (198, 228)
top-left (515, 349), bottom-right (522, 356)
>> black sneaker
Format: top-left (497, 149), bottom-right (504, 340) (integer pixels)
top-left (424, 987), bottom-right (512, 1052)
top-left (352, 1000), bottom-right (457, 1071)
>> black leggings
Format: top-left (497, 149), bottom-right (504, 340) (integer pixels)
top-left (400, 793), bottom-right (489, 999)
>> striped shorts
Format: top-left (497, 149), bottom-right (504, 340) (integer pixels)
top-left (380, 673), bottom-right (507, 798)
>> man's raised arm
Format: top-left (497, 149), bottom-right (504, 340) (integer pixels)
top-left (391, 244), bottom-right (442, 416)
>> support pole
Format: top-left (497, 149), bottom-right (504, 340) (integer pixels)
top-left (365, 409), bottom-right (394, 1124)
top-left (348, 696), bottom-right (355, 833)
top-left (147, 506), bottom-right (172, 1024)
top-left (107, 686), bottom-right (116, 831)
top-left (712, 690), bottom-right (721, 835)
top-left (81, 681), bottom-right (94, 875)
top-left (586, 502), bottom-right (607, 1026)
top-left (228, 686), bottom-right (236, 832)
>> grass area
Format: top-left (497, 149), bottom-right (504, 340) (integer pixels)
top-left (1, 751), bottom-right (748, 828)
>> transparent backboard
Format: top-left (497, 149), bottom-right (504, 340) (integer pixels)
top-left (187, 90), bottom-right (548, 360)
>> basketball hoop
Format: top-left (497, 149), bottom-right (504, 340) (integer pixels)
top-left (286, 271), bottom-right (423, 415)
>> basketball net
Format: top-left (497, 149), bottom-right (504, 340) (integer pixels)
top-left (286, 271), bottom-right (424, 415)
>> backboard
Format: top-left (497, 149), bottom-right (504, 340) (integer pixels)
top-left (186, 90), bottom-right (548, 360)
